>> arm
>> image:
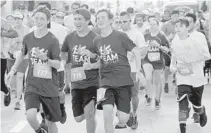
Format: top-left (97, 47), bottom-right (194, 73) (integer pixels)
top-left (131, 47), bottom-right (142, 72)
top-left (1, 28), bottom-right (18, 38)
top-left (170, 50), bottom-right (177, 74)
top-left (48, 59), bottom-right (60, 69)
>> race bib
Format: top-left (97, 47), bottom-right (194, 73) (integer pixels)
top-left (177, 63), bottom-right (193, 76)
top-left (71, 67), bottom-right (86, 82)
top-left (33, 63), bottom-right (52, 79)
top-left (148, 52), bottom-right (161, 62)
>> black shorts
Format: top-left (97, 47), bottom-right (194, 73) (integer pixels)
top-left (71, 86), bottom-right (97, 117)
top-left (24, 92), bottom-right (61, 122)
top-left (177, 85), bottom-right (204, 106)
top-left (102, 86), bottom-right (132, 114)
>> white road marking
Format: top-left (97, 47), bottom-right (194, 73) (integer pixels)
top-left (9, 120), bottom-right (28, 133)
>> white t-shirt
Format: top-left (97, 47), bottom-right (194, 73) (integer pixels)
top-left (171, 31), bottom-right (210, 87)
top-left (124, 28), bottom-right (146, 72)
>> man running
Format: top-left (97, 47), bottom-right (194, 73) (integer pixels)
top-left (185, 12), bottom-right (210, 123)
top-left (61, 9), bottom-right (99, 133)
top-left (1, 17), bottom-right (18, 106)
top-left (6, 7), bottom-right (61, 133)
top-left (119, 11), bottom-right (146, 130)
top-left (170, 18), bottom-right (210, 133)
top-left (94, 9), bottom-right (141, 133)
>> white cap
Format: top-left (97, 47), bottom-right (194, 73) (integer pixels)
top-left (13, 12), bottom-right (24, 19)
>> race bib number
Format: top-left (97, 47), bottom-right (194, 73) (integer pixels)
top-left (33, 63), bottom-right (52, 79)
top-left (148, 52), bottom-right (160, 62)
top-left (71, 67), bottom-right (86, 82)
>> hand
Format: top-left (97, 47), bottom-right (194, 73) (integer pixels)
top-left (83, 62), bottom-right (93, 70)
top-left (150, 40), bottom-right (160, 47)
top-left (127, 52), bottom-right (134, 62)
top-left (34, 47), bottom-right (48, 61)
top-left (81, 49), bottom-right (96, 58)
top-left (136, 71), bottom-right (142, 82)
top-left (140, 46), bottom-right (148, 59)
top-left (5, 69), bottom-right (16, 87)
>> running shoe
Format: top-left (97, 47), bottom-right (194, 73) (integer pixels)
top-left (60, 108), bottom-right (67, 124)
top-left (146, 97), bottom-right (152, 106)
top-left (115, 123), bottom-right (127, 129)
top-left (155, 99), bottom-right (160, 110)
top-left (126, 112), bottom-right (134, 127)
top-left (14, 102), bottom-right (21, 110)
top-left (200, 106), bottom-right (207, 127)
top-left (164, 83), bottom-right (169, 93)
top-left (192, 112), bottom-right (200, 123)
top-left (4, 89), bottom-right (11, 106)
top-left (131, 114), bottom-right (138, 130)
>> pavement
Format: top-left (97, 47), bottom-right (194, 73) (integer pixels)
top-left (1, 84), bottom-right (211, 133)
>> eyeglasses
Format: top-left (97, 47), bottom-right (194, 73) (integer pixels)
top-left (56, 16), bottom-right (64, 19)
top-left (115, 21), bottom-right (122, 24)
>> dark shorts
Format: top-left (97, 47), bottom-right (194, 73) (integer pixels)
top-left (177, 85), bottom-right (204, 106)
top-left (17, 59), bottom-right (28, 73)
top-left (71, 86), bottom-right (97, 117)
top-left (102, 86), bottom-right (132, 114)
top-left (24, 92), bottom-right (61, 122)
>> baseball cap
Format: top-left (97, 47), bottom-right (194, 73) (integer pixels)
top-left (13, 12), bottom-right (24, 19)
top-left (75, 8), bottom-right (91, 20)
top-left (34, 6), bottom-right (51, 20)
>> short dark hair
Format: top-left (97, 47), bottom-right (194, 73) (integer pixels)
top-left (175, 18), bottom-right (189, 27)
top-left (120, 11), bottom-right (130, 17)
top-left (96, 9), bottom-right (114, 20)
top-left (38, 2), bottom-right (51, 10)
top-left (148, 15), bottom-right (156, 21)
top-left (149, 18), bottom-right (159, 25)
top-left (72, 2), bottom-right (80, 8)
top-left (185, 13), bottom-right (197, 23)
top-left (171, 10), bottom-right (179, 15)
top-left (127, 7), bottom-right (134, 14)
top-left (81, 4), bottom-right (89, 9)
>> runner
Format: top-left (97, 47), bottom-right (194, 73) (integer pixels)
top-left (119, 11), bottom-right (146, 130)
top-left (12, 12), bottom-right (30, 110)
top-left (61, 8), bottom-right (99, 133)
top-left (6, 6), bottom-right (61, 133)
top-left (185, 12), bottom-right (210, 123)
top-left (170, 18), bottom-right (210, 133)
top-left (134, 13), bottom-right (149, 35)
top-left (94, 9), bottom-right (141, 133)
top-left (1, 17), bottom-right (18, 106)
top-left (143, 18), bottom-right (170, 109)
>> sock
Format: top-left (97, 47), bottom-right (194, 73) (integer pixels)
top-left (179, 123), bottom-right (186, 133)
top-left (35, 127), bottom-right (42, 133)
top-left (60, 103), bottom-right (65, 111)
top-left (41, 113), bottom-right (45, 121)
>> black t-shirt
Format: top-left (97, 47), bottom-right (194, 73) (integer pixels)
top-left (144, 32), bottom-right (169, 69)
top-left (93, 30), bottom-right (136, 88)
top-left (22, 31), bottom-right (60, 97)
top-left (61, 31), bottom-right (99, 89)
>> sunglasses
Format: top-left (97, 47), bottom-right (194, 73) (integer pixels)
top-left (56, 16), bottom-right (64, 19)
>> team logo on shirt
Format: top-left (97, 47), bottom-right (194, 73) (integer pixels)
top-left (30, 47), bottom-right (48, 65)
top-left (72, 44), bottom-right (90, 65)
top-left (99, 44), bottom-right (119, 64)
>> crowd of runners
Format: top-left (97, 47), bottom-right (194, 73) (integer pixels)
top-left (1, 1), bottom-right (211, 133)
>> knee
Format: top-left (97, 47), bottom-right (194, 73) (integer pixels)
top-left (26, 109), bottom-right (37, 122)
top-left (117, 111), bottom-right (129, 124)
top-left (74, 115), bottom-right (85, 123)
top-left (103, 105), bottom-right (113, 122)
top-left (131, 89), bottom-right (138, 98)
